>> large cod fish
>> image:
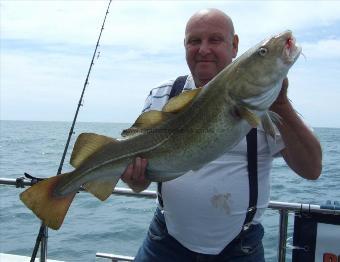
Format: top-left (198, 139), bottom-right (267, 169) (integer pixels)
top-left (20, 30), bottom-right (301, 230)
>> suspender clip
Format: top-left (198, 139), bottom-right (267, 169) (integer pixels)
top-left (247, 206), bottom-right (256, 213)
top-left (242, 223), bottom-right (252, 231)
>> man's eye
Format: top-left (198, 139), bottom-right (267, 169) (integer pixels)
top-left (188, 39), bottom-right (200, 45)
top-left (210, 37), bottom-right (223, 44)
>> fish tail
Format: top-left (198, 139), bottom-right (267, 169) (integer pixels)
top-left (19, 173), bottom-right (76, 230)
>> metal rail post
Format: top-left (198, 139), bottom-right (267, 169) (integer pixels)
top-left (40, 225), bottom-right (48, 262)
top-left (277, 209), bottom-right (289, 262)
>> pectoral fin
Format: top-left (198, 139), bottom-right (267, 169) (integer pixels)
top-left (261, 111), bottom-right (277, 139)
top-left (236, 106), bottom-right (260, 127)
top-left (162, 87), bottom-right (202, 113)
top-left (268, 110), bottom-right (282, 125)
top-left (262, 110), bottom-right (282, 139)
top-left (71, 133), bottom-right (118, 168)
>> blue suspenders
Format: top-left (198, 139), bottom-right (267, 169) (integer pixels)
top-left (157, 75), bottom-right (258, 229)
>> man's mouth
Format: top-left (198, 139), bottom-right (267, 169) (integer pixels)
top-left (196, 60), bottom-right (216, 63)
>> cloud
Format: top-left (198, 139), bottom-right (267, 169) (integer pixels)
top-left (1, 1), bottom-right (340, 127)
top-left (1, 1), bottom-right (108, 43)
top-left (301, 39), bottom-right (340, 59)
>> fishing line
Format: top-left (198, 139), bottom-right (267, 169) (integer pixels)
top-left (30, 1), bottom-right (113, 261)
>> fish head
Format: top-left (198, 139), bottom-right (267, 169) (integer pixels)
top-left (229, 30), bottom-right (301, 111)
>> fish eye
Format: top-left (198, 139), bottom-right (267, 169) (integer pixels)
top-left (258, 47), bottom-right (268, 57)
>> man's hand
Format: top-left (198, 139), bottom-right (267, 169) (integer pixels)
top-left (268, 77), bottom-right (322, 179)
top-left (270, 77), bottom-right (289, 110)
top-left (121, 157), bottom-right (151, 193)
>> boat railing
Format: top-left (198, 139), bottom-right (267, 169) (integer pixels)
top-left (1, 177), bottom-right (339, 262)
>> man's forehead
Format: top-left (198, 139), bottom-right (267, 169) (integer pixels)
top-left (186, 29), bottom-right (227, 38)
top-left (185, 23), bottom-right (231, 39)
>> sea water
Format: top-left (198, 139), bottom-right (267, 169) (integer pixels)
top-left (0, 120), bottom-right (339, 261)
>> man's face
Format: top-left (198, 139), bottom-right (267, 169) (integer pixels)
top-left (185, 16), bottom-right (238, 87)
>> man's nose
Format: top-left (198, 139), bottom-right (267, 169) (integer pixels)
top-left (198, 41), bottom-right (211, 56)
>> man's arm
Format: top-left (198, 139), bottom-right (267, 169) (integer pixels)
top-left (270, 78), bottom-right (322, 180)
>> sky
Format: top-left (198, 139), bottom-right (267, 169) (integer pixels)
top-left (1, 1), bottom-right (340, 128)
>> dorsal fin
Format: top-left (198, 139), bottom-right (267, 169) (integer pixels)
top-left (121, 88), bottom-right (201, 138)
top-left (162, 87), bottom-right (202, 113)
top-left (70, 133), bottom-right (117, 168)
top-left (121, 110), bottom-right (173, 137)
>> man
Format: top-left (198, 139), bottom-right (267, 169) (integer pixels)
top-left (121, 8), bottom-right (322, 261)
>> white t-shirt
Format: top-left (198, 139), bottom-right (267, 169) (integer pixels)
top-left (143, 75), bottom-right (285, 254)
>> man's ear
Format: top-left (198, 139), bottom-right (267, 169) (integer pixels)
top-left (232, 34), bottom-right (239, 58)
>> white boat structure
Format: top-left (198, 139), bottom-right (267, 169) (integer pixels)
top-left (0, 253), bottom-right (63, 262)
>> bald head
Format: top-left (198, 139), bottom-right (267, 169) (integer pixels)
top-left (185, 9), bottom-right (235, 40)
top-left (184, 9), bottom-right (239, 87)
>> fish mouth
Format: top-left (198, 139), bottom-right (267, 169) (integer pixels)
top-left (277, 30), bottom-right (302, 64)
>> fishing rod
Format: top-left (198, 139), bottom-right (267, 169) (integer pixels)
top-left (57, 0), bottom-right (112, 176)
top-left (29, 1), bottom-right (113, 261)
